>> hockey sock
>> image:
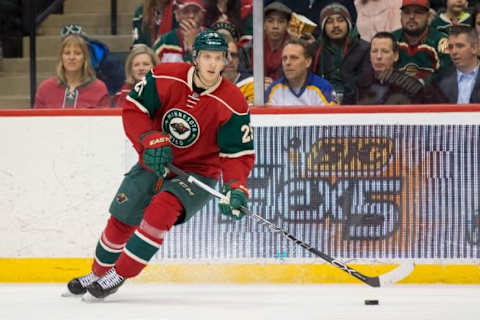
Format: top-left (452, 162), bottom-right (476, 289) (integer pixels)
top-left (114, 192), bottom-right (183, 278)
top-left (92, 216), bottom-right (136, 276)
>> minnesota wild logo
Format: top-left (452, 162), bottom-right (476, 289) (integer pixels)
top-left (162, 108), bottom-right (200, 147)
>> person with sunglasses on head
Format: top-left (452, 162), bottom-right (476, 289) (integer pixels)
top-left (34, 34), bottom-right (109, 108)
top-left (59, 24), bottom-right (125, 97)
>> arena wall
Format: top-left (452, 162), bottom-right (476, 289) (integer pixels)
top-left (1, 107), bottom-right (480, 283)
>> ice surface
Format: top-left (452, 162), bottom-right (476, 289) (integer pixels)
top-left (0, 283), bottom-right (478, 320)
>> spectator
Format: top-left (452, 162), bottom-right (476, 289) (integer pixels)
top-left (311, 2), bottom-right (370, 104)
top-left (427, 26), bottom-right (480, 103)
top-left (431, 0), bottom-right (478, 11)
top-left (431, 0), bottom-right (473, 34)
top-left (60, 24), bottom-right (125, 95)
top-left (240, 1), bottom-right (292, 87)
top-left (34, 35), bottom-right (109, 108)
top-left (153, 0), bottom-right (206, 62)
top-left (271, 0), bottom-right (358, 37)
top-left (113, 44), bottom-right (160, 108)
top-left (354, 0), bottom-right (402, 41)
top-left (222, 40), bottom-right (254, 104)
top-left (393, 0), bottom-right (452, 80)
top-left (132, 0), bottom-right (177, 47)
top-left (265, 38), bottom-right (336, 105)
top-left (472, 2), bottom-right (480, 39)
top-left (344, 32), bottom-right (424, 105)
top-left (204, 0), bottom-right (244, 37)
top-left (210, 21), bottom-right (239, 43)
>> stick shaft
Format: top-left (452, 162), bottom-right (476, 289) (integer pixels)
top-left (166, 164), bottom-right (379, 287)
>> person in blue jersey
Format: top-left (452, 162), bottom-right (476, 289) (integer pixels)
top-left (265, 38), bottom-right (336, 106)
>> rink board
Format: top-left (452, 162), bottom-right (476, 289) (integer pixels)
top-left (1, 106), bottom-right (480, 283)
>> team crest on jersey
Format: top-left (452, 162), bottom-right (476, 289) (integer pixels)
top-left (116, 193), bottom-right (128, 204)
top-left (162, 108), bottom-right (200, 147)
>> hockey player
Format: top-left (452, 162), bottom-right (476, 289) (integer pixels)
top-left (65, 30), bottom-right (255, 299)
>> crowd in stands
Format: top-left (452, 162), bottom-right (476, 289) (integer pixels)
top-left (30, 0), bottom-right (480, 108)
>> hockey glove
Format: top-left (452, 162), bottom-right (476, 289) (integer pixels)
top-left (140, 131), bottom-right (173, 177)
top-left (219, 181), bottom-right (249, 220)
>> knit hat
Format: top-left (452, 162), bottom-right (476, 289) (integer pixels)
top-left (210, 22), bottom-right (239, 42)
top-left (319, 3), bottom-right (352, 33)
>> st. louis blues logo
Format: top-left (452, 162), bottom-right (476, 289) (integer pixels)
top-left (162, 108), bottom-right (200, 148)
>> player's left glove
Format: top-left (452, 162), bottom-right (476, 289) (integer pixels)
top-left (219, 181), bottom-right (249, 220)
top-left (140, 131), bottom-right (173, 177)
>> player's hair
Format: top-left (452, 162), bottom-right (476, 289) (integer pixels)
top-left (371, 32), bottom-right (399, 53)
top-left (125, 44), bottom-right (159, 84)
top-left (56, 34), bottom-right (96, 85)
top-left (448, 26), bottom-right (479, 46)
top-left (283, 38), bottom-right (314, 60)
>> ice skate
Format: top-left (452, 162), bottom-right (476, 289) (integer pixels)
top-left (61, 272), bottom-right (99, 297)
top-left (86, 267), bottom-right (125, 299)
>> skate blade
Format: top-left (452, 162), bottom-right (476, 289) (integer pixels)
top-left (60, 291), bottom-right (84, 298)
top-left (81, 292), bottom-right (105, 303)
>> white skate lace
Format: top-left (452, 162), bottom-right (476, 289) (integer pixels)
top-left (97, 268), bottom-right (124, 290)
top-left (78, 272), bottom-right (99, 288)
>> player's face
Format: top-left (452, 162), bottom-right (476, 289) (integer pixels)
top-left (447, 0), bottom-right (467, 15)
top-left (131, 53), bottom-right (154, 82)
top-left (224, 42), bottom-right (239, 74)
top-left (448, 33), bottom-right (478, 73)
top-left (370, 37), bottom-right (399, 75)
top-left (281, 43), bottom-right (311, 84)
top-left (196, 50), bottom-right (226, 86)
top-left (400, 6), bottom-right (430, 37)
top-left (62, 43), bottom-right (85, 73)
top-left (324, 14), bottom-right (349, 41)
top-left (264, 12), bottom-right (289, 42)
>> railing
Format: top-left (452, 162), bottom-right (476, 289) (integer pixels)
top-left (26, 0), bottom-right (119, 107)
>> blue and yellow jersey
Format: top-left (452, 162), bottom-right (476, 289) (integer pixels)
top-left (265, 72), bottom-right (337, 106)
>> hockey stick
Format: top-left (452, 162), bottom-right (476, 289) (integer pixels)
top-left (166, 164), bottom-right (414, 287)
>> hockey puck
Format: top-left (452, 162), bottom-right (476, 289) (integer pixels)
top-left (364, 299), bottom-right (379, 305)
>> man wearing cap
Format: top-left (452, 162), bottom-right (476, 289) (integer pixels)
top-left (311, 2), bottom-right (370, 104)
top-left (393, 0), bottom-right (452, 80)
top-left (240, 1), bottom-right (292, 85)
top-left (153, 0), bottom-right (205, 62)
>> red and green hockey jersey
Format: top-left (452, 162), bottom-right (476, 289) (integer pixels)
top-left (123, 62), bottom-right (255, 186)
top-left (393, 27), bottom-right (452, 79)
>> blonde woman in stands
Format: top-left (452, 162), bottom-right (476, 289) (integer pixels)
top-left (34, 34), bottom-right (109, 108)
top-left (113, 44), bottom-right (159, 108)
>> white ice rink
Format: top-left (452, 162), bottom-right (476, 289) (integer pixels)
top-left (0, 283), bottom-right (478, 320)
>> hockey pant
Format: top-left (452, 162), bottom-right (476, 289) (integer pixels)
top-left (113, 191), bottom-right (182, 278)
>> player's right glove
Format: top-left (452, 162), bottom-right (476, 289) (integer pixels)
top-left (140, 131), bottom-right (172, 177)
top-left (219, 181), bottom-right (249, 220)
